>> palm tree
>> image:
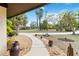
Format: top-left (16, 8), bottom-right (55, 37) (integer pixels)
top-left (36, 10), bottom-right (39, 29)
top-left (36, 7), bottom-right (44, 30)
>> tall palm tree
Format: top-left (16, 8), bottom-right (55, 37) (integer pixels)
top-left (36, 7), bottom-right (44, 30)
top-left (36, 10), bottom-right (39, 29)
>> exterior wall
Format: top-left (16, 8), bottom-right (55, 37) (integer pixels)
top-left (0, 6), bottom-right (7, 55)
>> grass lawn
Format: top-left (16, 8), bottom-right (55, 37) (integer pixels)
top-left (19, 29), bottom-right (58, 33)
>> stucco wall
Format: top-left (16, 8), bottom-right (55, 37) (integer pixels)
top-left (0, 6), bottom-right (7, 55)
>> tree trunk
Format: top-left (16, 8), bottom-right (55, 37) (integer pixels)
top-left (39, 17), bottom-right (41, 30)
top-left (37, 17), bottom-right (38, 29)
top-left (72, 28), bottom-right (75, 35)
top-left (15, 25), bottom-right (19, 35)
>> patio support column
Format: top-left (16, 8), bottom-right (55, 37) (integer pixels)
top-left (0, 6), bottom-right (7, 55)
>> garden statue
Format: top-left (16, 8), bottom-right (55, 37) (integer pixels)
top-left (67, 43), bottom-right (74, 56)
top-left (9, 41), bottom-right (20, 56)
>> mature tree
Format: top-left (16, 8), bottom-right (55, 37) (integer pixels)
top-left (48, 24), bottom-right (53, 29)
top-left (13, 14), bottom-right (28, 35)
top-left (45, 14), bottom-right (63, 31)
top-left (75, 11), bottom-right (79, 19)
top-left (77, 21), bottom-right (79, 29)
top-left (75, 11), bottom-right (79, 29)
top-left (46, 14), bottom-right (59, 25)
top-left (22, 15), bottom-right (28, 29)
top-left (41, 20), bottom-right (48, 30)
top-left (30, 21), bottom-right (37, 29)
top-left (61, 11), bottom-right (77, 34)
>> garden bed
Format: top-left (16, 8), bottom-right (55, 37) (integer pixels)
top-left (2, 35), bottom-right (32, 56)
top-left (36, 35), bottom-right (78, 56)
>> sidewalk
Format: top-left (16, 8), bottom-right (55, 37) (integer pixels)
top-left (19, 33), bottom-right (49, 56)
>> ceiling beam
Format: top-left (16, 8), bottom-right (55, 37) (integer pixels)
top-left (0, 3), bottom-right (8, 8)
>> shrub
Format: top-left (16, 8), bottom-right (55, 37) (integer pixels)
top-left (7, 19), bottom-right (15, 37)
top-left (7, 36), bottom-right (16, 50)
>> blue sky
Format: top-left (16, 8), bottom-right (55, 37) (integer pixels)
top-left (25, 3), bottom-right (79, 26)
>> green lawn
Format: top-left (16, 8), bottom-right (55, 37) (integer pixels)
top-left (19, 29), bottom-right (66, 33)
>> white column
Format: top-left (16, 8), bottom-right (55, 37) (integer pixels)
top-left (0, 6), bottom-right (7, 55)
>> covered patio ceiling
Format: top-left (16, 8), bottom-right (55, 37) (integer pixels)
top-left (0, 3), bottom-right (47, 18)
top-left (7, 3), bottom-right (47, 18)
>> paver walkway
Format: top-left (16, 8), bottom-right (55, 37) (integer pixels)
top-left (19, 33), bottom-right (49, 56)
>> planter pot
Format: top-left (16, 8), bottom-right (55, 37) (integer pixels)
top-left (48, 40), bottom-right (53, 47)
top-left (9, 41), bottom-right (20, 56)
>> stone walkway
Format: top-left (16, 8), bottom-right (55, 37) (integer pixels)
top-left (19, 33), bottom-right (49, 56)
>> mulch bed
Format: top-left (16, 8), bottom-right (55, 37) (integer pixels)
top-left (37, 35), bottom-right (78, 56)
top-left (2, 35), bottom-right (32, 56)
